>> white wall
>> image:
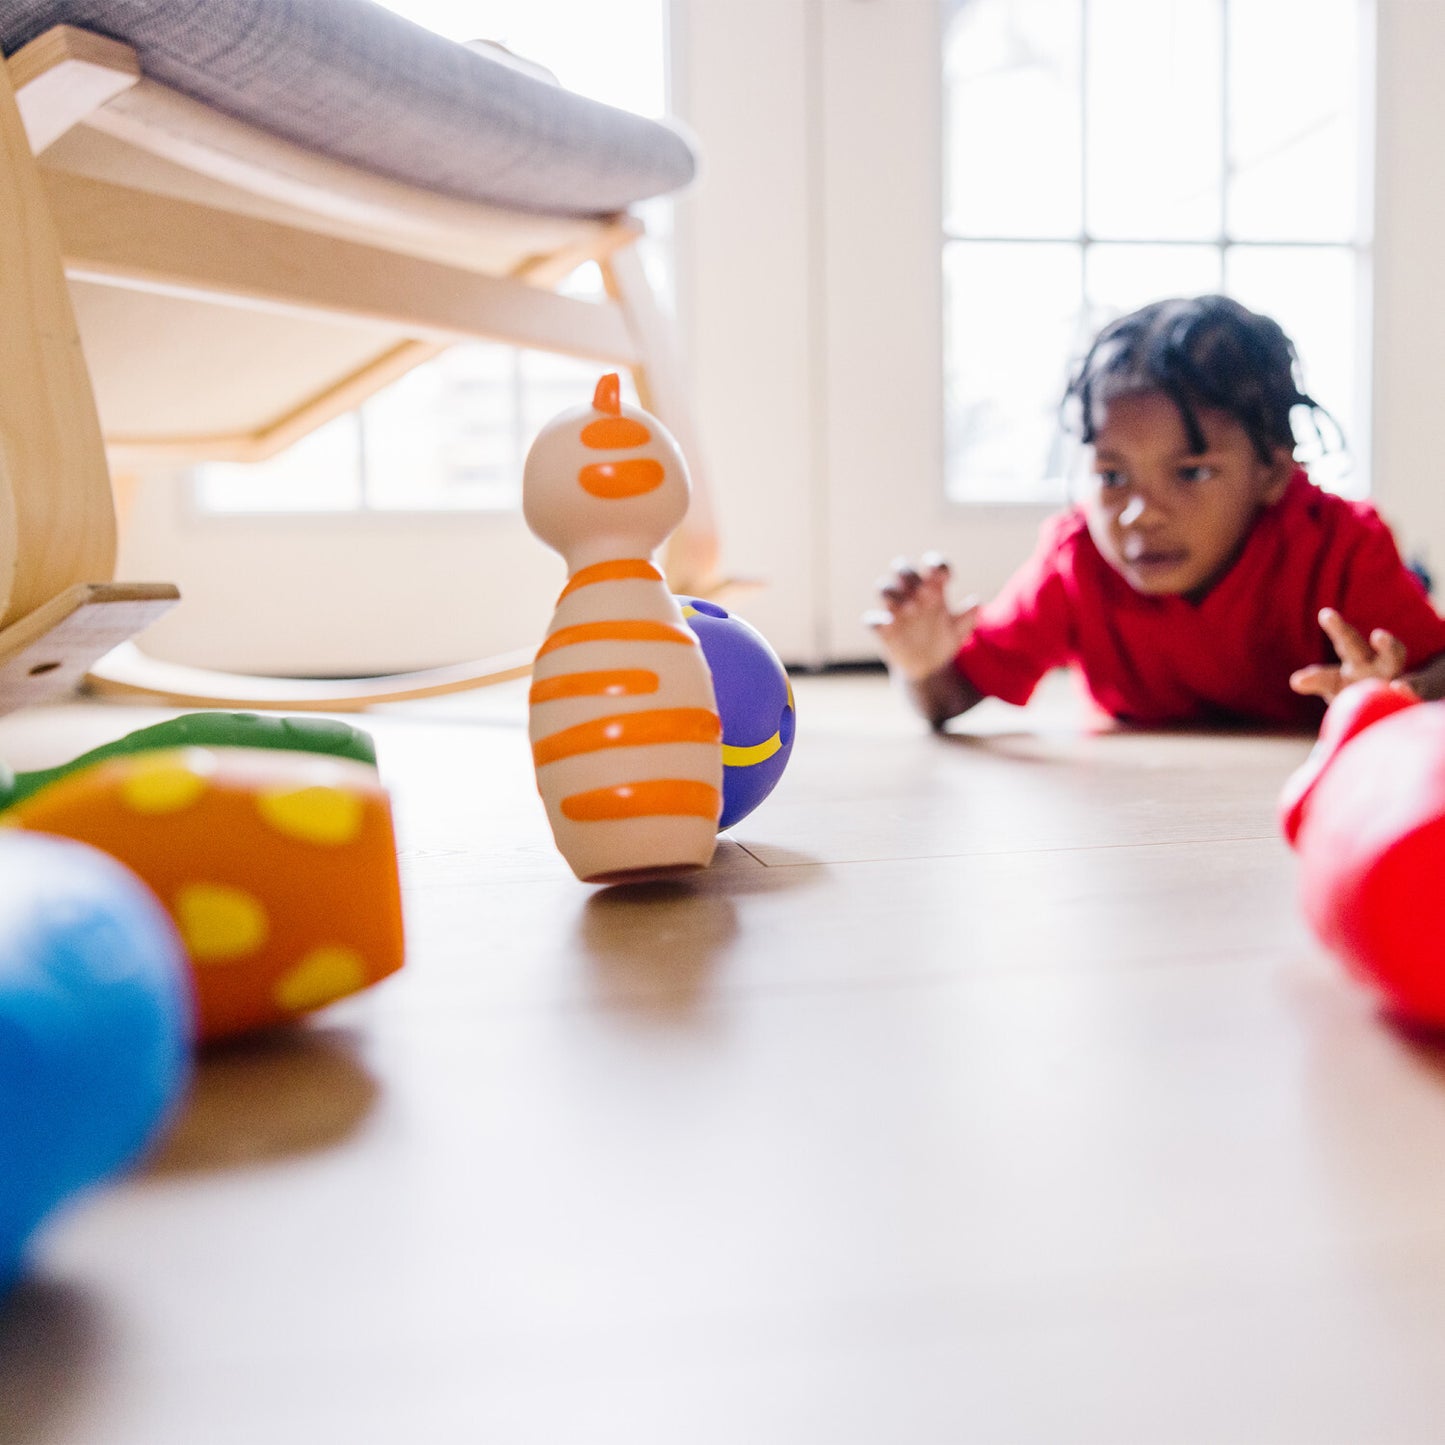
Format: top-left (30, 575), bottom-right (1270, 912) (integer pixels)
top-left (116, 475), bottom-right (564, 675)
top-left (670, 0), bottom-right (822, 665)
top-left (1371, 0), bottom-right (1445, 576)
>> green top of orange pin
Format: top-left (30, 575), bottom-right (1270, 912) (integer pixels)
top-left (0, 713), bottom-right (377, 812)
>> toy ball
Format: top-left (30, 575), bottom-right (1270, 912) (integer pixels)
top-left (0, 831), bottom-right (191, 1292)
top-left (1280, 679), bottom-right (1445, 1026)
top-left (4, 747), bottom-right (406, 1041)
top-left (677, 597), bottom-right (795, 829)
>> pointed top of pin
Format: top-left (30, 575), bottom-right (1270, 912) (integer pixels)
top-left (593, 373), bottom-right (621, 416)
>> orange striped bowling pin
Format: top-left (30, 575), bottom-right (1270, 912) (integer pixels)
top-left (523, 374), bottom-right (723, 883)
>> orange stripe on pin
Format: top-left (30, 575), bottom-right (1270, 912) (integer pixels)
top-left (581, 417), bottom-right (652, 450)
top-left (533, 708), bottom-right (721, 766)
top-left (561, 779), bottom-right (722, 822)
top-left (578, 459), bottom-right (665, 499)
top-left (536, 620), bottom-right (696, 657)
top-left (558, 559), bottom-right (663, 600)
top-left (529, 670), bottom-right (660, 703)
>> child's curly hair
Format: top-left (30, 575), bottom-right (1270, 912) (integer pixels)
top-left (1063, 294), bottom-right (1337, 463)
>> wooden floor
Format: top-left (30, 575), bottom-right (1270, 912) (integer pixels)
top-left (4, 670), bottom-right (1445, 1444)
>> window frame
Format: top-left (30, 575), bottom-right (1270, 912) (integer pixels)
top-left (941, 0), bottom-right (1374, 507)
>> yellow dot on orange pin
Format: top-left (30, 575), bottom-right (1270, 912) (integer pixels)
top-left (257, 784), bottom-right (365, 846)
top-left (274, 945), bottom-right (369, 1013)
top-left (175, 882), bottom-right (268, 961)
top-left (118, 750), bottom-right (215, 814)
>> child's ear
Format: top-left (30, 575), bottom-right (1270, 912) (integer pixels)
top-left (1259, 448), bottom-right (1295, 504)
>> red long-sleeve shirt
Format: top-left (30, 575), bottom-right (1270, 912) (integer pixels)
top-left (954, 470), bottom-right (1445, 727)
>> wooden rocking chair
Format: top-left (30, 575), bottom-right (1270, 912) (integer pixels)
top-left (0, 9), bottom-right (716, 713)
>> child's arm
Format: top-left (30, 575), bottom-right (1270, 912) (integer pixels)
top-left (865, 554), bottom-right (984, 728)
top-left (1290, 608), bottom-right (1445, 703)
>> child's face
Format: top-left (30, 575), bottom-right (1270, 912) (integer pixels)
top-left (1082, 390), bottom-right (1294, 600)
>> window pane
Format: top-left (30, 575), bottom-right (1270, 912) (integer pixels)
top-left (944, 241), bottom-right (1082, 504)
top-left (195, 414), bottom-right (363, 513)
top-left (1085, 243), bottom-right (1222, 322)
top-left (1086, 0), bottom-right (1222, 240)
top-left (1227, 0), bottom-right (1359, 242)
top-left (359, 346), bottom-right (623, 511)
top-left (360, 345), bottom-right (516, 512)
top-left (940, 0), bottom-right (1366, 507)
top-left (943, 0), bottom-right (1082, 239)
top-left (1224, 246), bottom-right (1361, 494)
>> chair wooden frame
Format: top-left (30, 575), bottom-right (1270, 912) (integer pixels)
top-left (0, 24), bottom-right (721, 713)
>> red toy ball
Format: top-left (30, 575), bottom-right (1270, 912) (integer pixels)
top-left (1280, 680), bottom-right (1445, 1025)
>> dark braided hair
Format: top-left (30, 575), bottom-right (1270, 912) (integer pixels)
top-left (1063, 295), bottom-right (1338, 464)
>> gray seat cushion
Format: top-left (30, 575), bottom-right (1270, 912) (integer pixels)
top-left (0, 0), bottom-right (697, 216)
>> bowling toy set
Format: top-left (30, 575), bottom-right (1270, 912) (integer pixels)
top-left (524, 374), bottom-right (794, 883)
top-left (1, 710), bottom-right (406, 1290)
top-left (1280, 679), bottom-right (1445, 1027)
top-left (2, 374), bottom-right (793, 1294)
top-left (17, 370), bottom-right (1445, 1314)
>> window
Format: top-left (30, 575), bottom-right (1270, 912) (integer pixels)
top-left (942, 0), bottom-right (1368, 505)
top-left (196, 0), bottom-right (669, 516)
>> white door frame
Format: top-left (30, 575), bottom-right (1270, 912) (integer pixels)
top-left (673, 0), bottom-right (1047, 669)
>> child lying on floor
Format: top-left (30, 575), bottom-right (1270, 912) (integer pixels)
top-left (868, 294), bottom-right (1445, 729)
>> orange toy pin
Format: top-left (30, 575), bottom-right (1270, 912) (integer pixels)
top-left (5, 746), bottom-right (405, 1041)
top-left (523, 374), bottom-right (723, 883)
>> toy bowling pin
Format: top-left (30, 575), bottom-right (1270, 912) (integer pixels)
top-left (523, 374), bottom-right (723, 883)
top-left (1280, 678), bottom-right (1445, 1026)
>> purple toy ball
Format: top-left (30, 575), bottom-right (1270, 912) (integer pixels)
top-left (677, 597), bottom-right (795, 829)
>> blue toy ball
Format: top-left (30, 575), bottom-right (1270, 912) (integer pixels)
top-left (677, 596), bottom-right (796, 829)
top-left (0, 832), bottom-right (192, 1292)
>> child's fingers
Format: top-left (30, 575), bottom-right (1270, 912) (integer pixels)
top-left (876, 559), bottom-right (924, 605)
top-left (1317, 608), bottom-right (1371, 670)
top-left (919, 562), bottom-right (955, 611)
top-left (951, 601), bottom-right (981, 646)
top-left (874, 574), bottom-right (912, 606)
top-left (1370, 629), bottom-right (1408, 677)
top-left (1290, 663), bottom-right (1340, 698)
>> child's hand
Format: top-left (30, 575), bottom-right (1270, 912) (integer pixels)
top-left (1290, 607), bottom-right (1415, 702)
top-left (864, 553), bottom-right (980, 681)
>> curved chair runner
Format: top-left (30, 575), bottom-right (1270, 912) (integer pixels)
top-left (0, 3), bottom-right (717, 713)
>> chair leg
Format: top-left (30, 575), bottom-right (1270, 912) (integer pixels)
top-left (0, 583), bottom-right (178, 717)
top-left (0, 51), bottom-right (118, 630)
top-left (601, 242), bottom-right (724, 598)
top-left (84, 642), bottom-right (537, 712)
top-left (0, 46), bottom-right (185, 716)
